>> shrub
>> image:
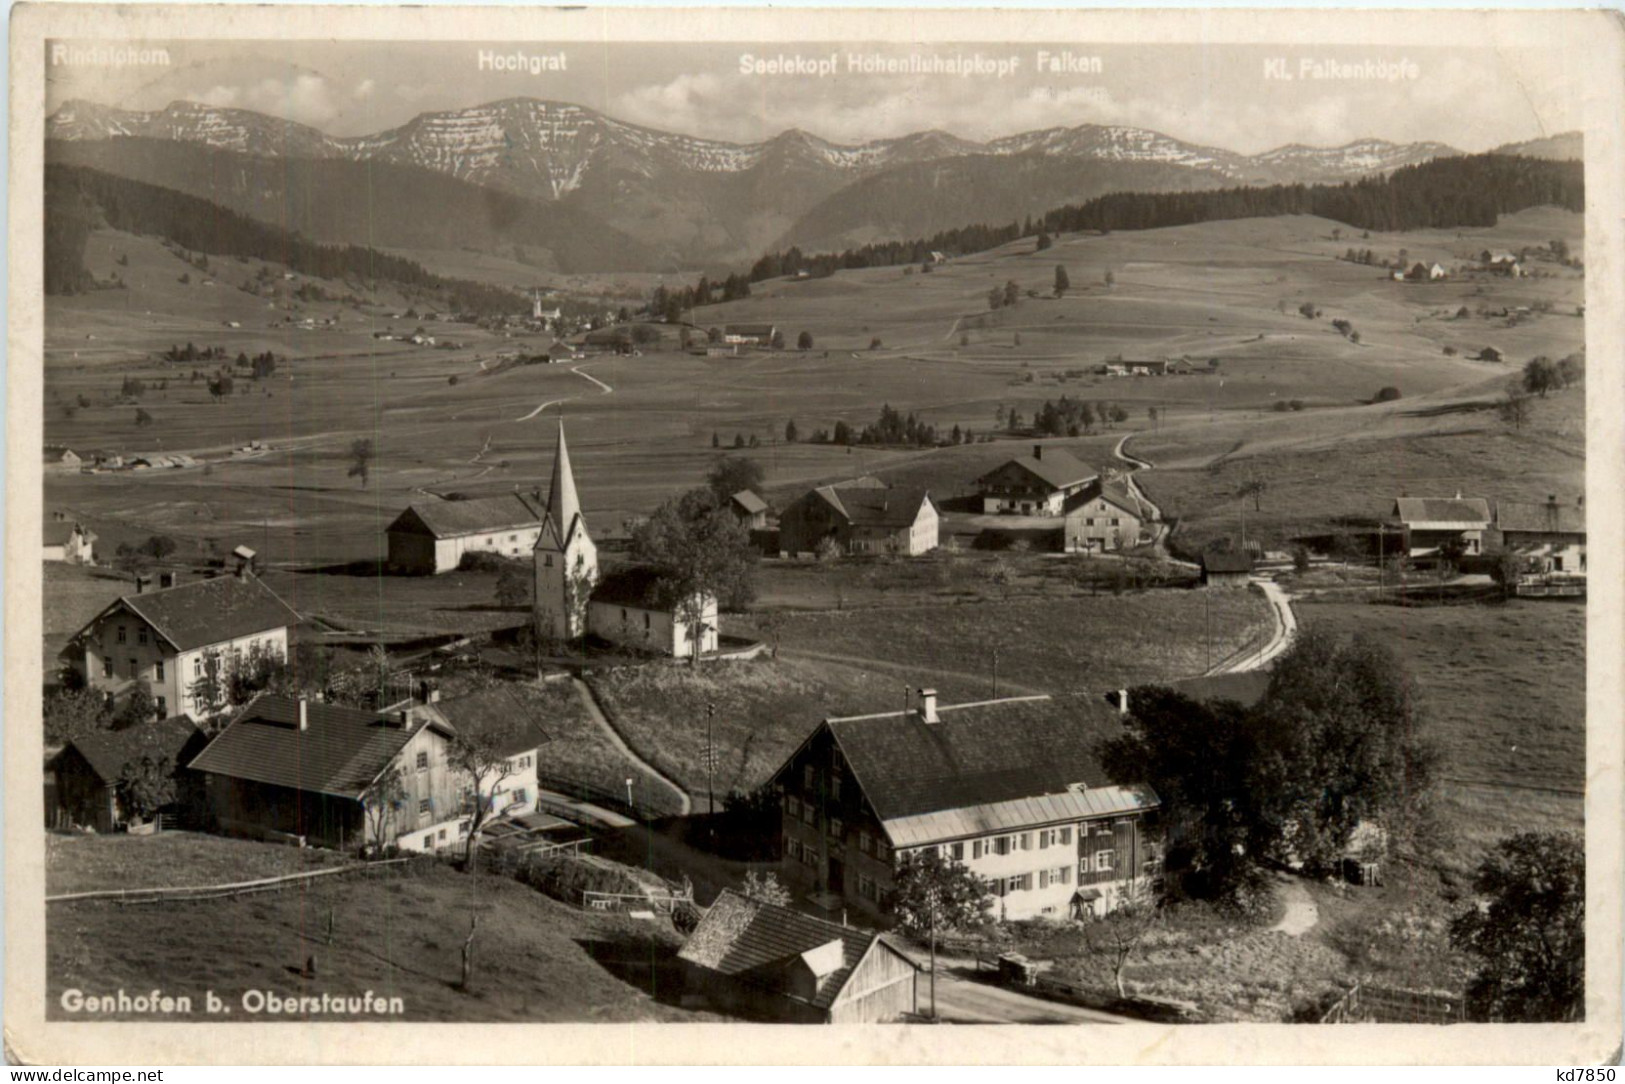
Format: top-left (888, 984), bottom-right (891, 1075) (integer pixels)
top-left (1373, 386), bottom-right (1402, 403)
top-left (457, 551), bottom-right (521, 573)
top-left (1289, 400), bottom-right (1305, 411)
top-left (1273, 400), bottom-right (1290, 412)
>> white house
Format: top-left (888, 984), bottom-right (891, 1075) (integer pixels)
top-left (44, 520), bottom-right (96, 564)
top-left (588, 567), bottom-right (719, 659)
top-left (977, 446), bottom-right (1095, 516)
top-left (386, 493), bottom-right (547, 574)
top-left (64, 572), bottom-right (300, 722)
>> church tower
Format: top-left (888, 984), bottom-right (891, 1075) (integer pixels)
top-left (533, 419), bottom-right (598, 642)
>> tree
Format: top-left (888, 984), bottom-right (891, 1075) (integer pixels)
top-left (1238, 477), bottom-right (1267, 512)
top-left (1521, 356), bottom-right (1561, 398)
top-left (987, 285), bottom-right (1006, 311)
top-left (1555, 353), bottom-right (1584, 388)
top-left (784, 419), bottom-right (799, 443)
top-left (711, 431), bottom-right (720, 449)
top-left (632, 488), bottom-right (758, 615)
top-left (117, 680), bottom-right (158, 728)
top-left (45, 686), bottom-right (112, 746)
top-left (797, 331), bottom-right (813, 350)
top-left (1054, 265), bottom-right (1070, 297)
top-left (1080, 901), bottom-right (1161, 998)
top-left (1497, 381), bottom-right (1533, 431)
top-left (741, 870), bottom-right (792, 906)
top-left (1035, 231), bottom-right (1052, 251)
top-left (495, 563), bottom-right (530, 609)
top-left (360, 767), bottom-right (407, 855)
top-left (448, 710), bottom-right (534, 863)
top-left (116, 752), bottom-right (178, 825)
top-left (134, 408), bottom-right (153, 427)
top-left (1103, 271), bottom-right (1115, 287)
top-left (1489, 549), bottom-right (1527, 597)
top-left (347, 438), bottom-right (374, 487)
top-left (1003, 280), bottom-right (1021, 307)
top-left (888, 849), bottom-right (992, 935)
top-left (1373, 386), bottom-right (1402, 403)
top-left (1451, 832), bottom-right (1584, 1022)
top-left (706, 456), bottom-right (765, 505)
top-left (188, 649), bottom-right (230, 724)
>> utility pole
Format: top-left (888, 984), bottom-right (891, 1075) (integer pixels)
top-left (992, 647), bottom-right (1000, 698)
top-left (705, 701), bottom-right (716, 816)
top-left (1205, 592), bottom-right (1212, 671)
top-left (927, 887), bottom-right (940, 1021)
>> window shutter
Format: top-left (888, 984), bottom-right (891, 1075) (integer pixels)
top-left (1039, 870), bottom-right (1049, 889)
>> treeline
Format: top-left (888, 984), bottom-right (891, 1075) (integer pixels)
top-left (1039, 154), bottom-right (1583, 235)
top-left (44, 164), bottom-right (529, 315)
top-left (748, 220), bottom-right (1026, 283)
top-left (738, 154), bottom-right (1581, 285)
top-left (648, 274), bottom-right (753, 322)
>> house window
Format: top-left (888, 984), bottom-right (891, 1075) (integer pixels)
top-left (117, 626), bottom-right (126, 644)
top-left (857, 874), bottom-right (878, 902)
top-left (155, 661), bottom-right (165, 681)
top-left (993, 836), bottom-right (1012, 856)
top-left (803, 764), bottom-right (816, 791)
top-left (128, 659), bottom-right (137, 678)
top-left (1111, 518), bottom-right (1120, 527)
top-left (787, 837), bottom-right (802, 862)
top-left (545, 555), bottom-right (553, 567)
top-left (972, 840), bottom-right (985, 860)
top-left (829, 817), bottom-right (843, 841)
top-left (102, 658), bottom-right (113, 678)
top-left (138, 628), bottom-right (148, 645)
top-left (1060, 827), bottom-right (1072, 845)
top-left (512, 789), bottom-right (526, 805)
top-left (951, 842), bottom-right (964, 861)
top-left (509, 535), bottom-right (517, 542)
top-left (786, 795), bottom-right (802, 819)
top-left (876, 841), bottom-right (890, 862)
top-left (193, 657), bottom-right (203, 677)
top-left (418, 799), bottom-right (430, 815)
top-left (1019, 832), bottom-right (1032, 851)
top-left (155, 697), bottom-right (167, 717)
top-left (801, 803), bottom-right (815, 826)
top-left (459, 821), bottom-right (470, 837)
top-left (416, 751), bottom-right (429, 771)
top-left (859, 832), bottom-right (873, 855)
top-left (438, 828), bottom-right (448, 842)
top-left (1094, 851), bottom-right (1116, 872)
top-left (1085, 518), bottom-right (1095, 527)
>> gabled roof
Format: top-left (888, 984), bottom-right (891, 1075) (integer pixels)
top-left (1071, 478), bottom-right (1143, 519)
top-left (814, 483), bottom-right (933, 530)
top-left (419, 686), bottom-right (552, 759)
top-left (44, 521), bottom-right (92, 546)
top-left (978, 449), bottom-right (1094, 493)
top-left (189, 695), bottom-right (448, 799)
top-left (1393, 497), bottom-right (1492, 528)
top-left (83, 575), bottom-right (299, 653)
top-left (64, 717), bottom-right (206, 784)
top-left (724, 324), bottom-right (776, 336)
top-left (1201, 551), bottom-right (1254, 574)
top-left (678, 890), bottom-right (912, 1011)
top-left (820, 695), bottom-right (1153, 847)
top-left (1496, 500), bottom-right (1586, 535)
top-left (730, 489), bottom-right (769, 516)
top-left (385, 493), bottom-right (545, 540)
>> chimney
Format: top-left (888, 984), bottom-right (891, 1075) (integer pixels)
top-left (298, 698), bottom-right (309, 731)
top-left (159, 571), bottom-right (178, 590)
top-left (1033, 444), bottom-right (1042, 460)
top-left (133, 574), bottom-right (149, 594)
top-left (918, 688), bottom-right (939, 724)
top-left (1578, 495), bottom-right (1585, 508)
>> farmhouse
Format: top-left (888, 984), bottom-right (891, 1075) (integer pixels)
top-left (678, 890), bottom-right (920, 1023)
top-left (1123, 359), bottom-right (1169, 376)
top-left (44, 519), bottom-right (96, 564)
top-left (1492, 496), bottom-right (1586, 575)
top-left (51, 716), bottom-right (208, 833)
top-left (729, 489), bottom-right (770, 530)
top-left (1393, 496), bottom-right (1492, 557)
top-left (778, 479), bottom-right (939, 557)
top-left (771, 691), bottom-right (1162, 924)
top-left (386, 493), bottom-right (547, 574)
top-left (189, 695), bottom-right (465, 852)
top-left (46, 446), bottom-right (82, 473)
top-left (1062, 478), bottom-right (1145, 552)
top-left (534, 422), bottom-right (720, 658)
top-left (411, 687), bottom-right (550, 826)
top-left (1200, 551), bottom-right (1254, 588)
top-left (723, 324), bottom-right (777, 346)
top-left (62, 572), bottom-right (299, 722)
top-left (977, 446), bottom-right (1095, 516)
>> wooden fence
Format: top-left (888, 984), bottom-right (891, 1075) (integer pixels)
top-left (582, 888), bottom-right (695, 916)
top-left (1321, 982), bottom-right (1465, 1024)
top-left (46, 857), bottom-right (415, 906)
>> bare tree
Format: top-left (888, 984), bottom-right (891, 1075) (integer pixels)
top-left (1080, 901), bottom-right (1162, 998)
top-left (448, 709), bottom-right (531, 864)
top-left (360, 767), bottom-right (407, 855)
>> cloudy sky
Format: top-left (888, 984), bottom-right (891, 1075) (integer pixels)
top-left (45, 39), bottom-right (1582, 155)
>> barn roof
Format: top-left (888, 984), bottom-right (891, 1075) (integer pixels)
top-left (1393, 497), bottom-right (1492, 528)
top-left (65, 717), bottom-right (206, 784)
top-left (385, 493), bottom-right (545, 539)
top-left (820, 695), bottom-right (1154, 847)
top-left (678, 890), bottom-right (910, 1011)
top-left (731, 489), bottom-right (769, 515)
top-left (979, 449), bottom-right (1094, 492)
top-left (1071, 478), bottom-right (1143, 519)
top-left (44, 521), bottom-right (92, 546)
top-left (724, 324), bottom-right (777, 336)
top-left (418, 686), bottom-right (552, 759)
top-left (817, 484), bottom-right (932, 529)
top-left (1496, 500), bottom-right (1586, 535)
top-left (189, 695), bottom-right (446, 799)
top-left (86, 575), bottom-right (300, 653)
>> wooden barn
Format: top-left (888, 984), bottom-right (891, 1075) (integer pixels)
top-left (1200, 551), bottom-right (1254, 588)
top-left (678, 890), bottom-right (919, 1023)
top-left (52, 716), bottom-right (208, 833)
top-left (778, 478), bottom-right (938, 557)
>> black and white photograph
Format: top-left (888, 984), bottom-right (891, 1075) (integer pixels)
top-left (7, 3), bottom-right (1622, 1066)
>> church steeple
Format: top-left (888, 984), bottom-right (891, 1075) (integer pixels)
top-left (547, 417), bottom-right (582, 536)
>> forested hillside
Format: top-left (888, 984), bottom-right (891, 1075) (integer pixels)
top-left (43, 164), bottom-right (529, 314)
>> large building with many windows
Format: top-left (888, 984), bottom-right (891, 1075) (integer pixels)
top-left (769, 691), bottom-right (1162, 923)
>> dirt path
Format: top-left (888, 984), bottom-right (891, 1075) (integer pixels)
top-left (569, 677), bottom-right (692, 816)
top-left (1113, 433), bottom-right (1199, 571)
top-left (515, 364), bottom-right (614, 421)
top-left (1270, 876), bottom-right (1320, 936)
top-left (1207, 577), bottom-right (1297, 675)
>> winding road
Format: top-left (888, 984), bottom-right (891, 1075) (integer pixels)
top-left (570, 677), bottom-right (693, 817)
top-left (515, 364), bottom-right (614, 421)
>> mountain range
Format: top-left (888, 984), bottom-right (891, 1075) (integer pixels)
top-left (46, 97), bottom-right (1580, 272)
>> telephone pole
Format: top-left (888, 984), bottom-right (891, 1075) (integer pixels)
top-left (705, 701), bottom-right (716, 816)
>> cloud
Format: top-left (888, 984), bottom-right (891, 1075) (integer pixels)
top-left (354, 78), bottom-right (376, 100)
top-left (192, 72), bottom-right (342, 128)
top-left (610, 72), bottom-right (733, 135)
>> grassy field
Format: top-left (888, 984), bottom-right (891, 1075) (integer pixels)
top-left (48, 844), bottom-right (716, 1022)
top-left (1292, 597), bottom-right (1584, 868)
top-left (46, 831), bottom-right (351, 897)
